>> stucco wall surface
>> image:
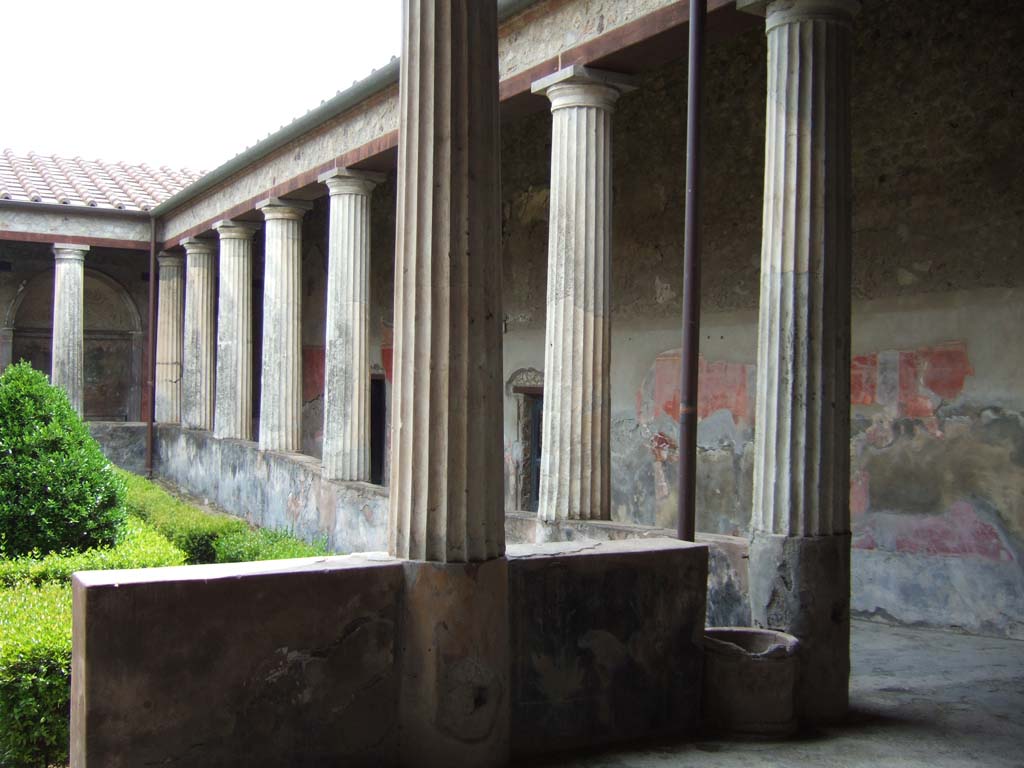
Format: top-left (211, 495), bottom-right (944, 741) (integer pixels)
top-left (0, 206), bottom-right (150, 244)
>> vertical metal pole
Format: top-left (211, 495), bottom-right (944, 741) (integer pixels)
top-left (678, 0), bottom-right (706, 542)
top-left (145, 217), bottom-right (157, 478)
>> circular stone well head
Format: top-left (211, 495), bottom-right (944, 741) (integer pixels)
top-left (702, 627), bottom-right (800, 737)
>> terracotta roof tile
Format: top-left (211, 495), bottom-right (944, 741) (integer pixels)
top-left (0, 149), bottom-right (204, 212)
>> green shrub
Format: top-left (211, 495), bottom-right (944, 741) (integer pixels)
top-left (119, 470), bottom-right (246, 563)
top-left (0, 362), bottom-right (127, 557)
top-left (212, 526), bottom-right (328, 563)
top-left (0, 516), bottom-right (186, 588)
top-left (0, 581), bottom-right (72, 768)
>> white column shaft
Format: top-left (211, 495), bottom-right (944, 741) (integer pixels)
top-left (51, 244), bottom-right (88, 414)
top-left (322, 175), bottom-right (377, 481)
top-left (752, 0), bottom-right (858, 537)
top-left (388, 0), bottom-right (504, 563)
top-left (214, 222), bottom-right (257, 440)
top-left (155, 253), bottom-right (184, 423)
top-left (533, 71), bottom-right (628, 523)
top-left (258, 201), bottom-right (309, 452)
top-left (182, 239), bottom-right (217, 430)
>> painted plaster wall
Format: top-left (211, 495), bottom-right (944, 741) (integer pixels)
top-left (500, 0), bottom-right (1024, 636)
top-left (0, 240), bottom-right (150, 419)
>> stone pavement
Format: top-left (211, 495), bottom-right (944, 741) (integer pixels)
top-left (522, 620), bottom-right (1024, 768)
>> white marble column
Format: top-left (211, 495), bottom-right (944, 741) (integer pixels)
top-left (531, 66), bottom-right (634, 523)
top-left (742, 0), bottom-right (859, 724)
top-left (388, 0), bottom-right (505, 564)
top-left (319, 170), bottom-right (382, 481)
top-left (51, 243), bottom-right (88, 413)
top-left (213, 221), bottom-right (259, 441)
top-left (257, 198), bottom-right (311, 453)
top-left (181, 238), bottom-right (217, 430)
top-left (155, 252), bottom-right (185, 423)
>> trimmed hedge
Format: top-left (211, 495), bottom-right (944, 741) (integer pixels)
top-left (118, 470), bottom-right (327, 564)
top-left (0, 516), bottom-right (186, 588)
top-left (0, 582), bottom-right (72, 768)
top-left (0, 362), bottom-right (127, 557)
top-left (0, 470), bottom-right (325, 767)
top-left (213, 526), bottom-right (327, 563)
top-left (119, 470), bottom-right (247, 563)
top-left (0, 518), bottom-right (184, 768)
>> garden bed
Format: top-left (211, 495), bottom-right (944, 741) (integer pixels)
top-left (1, 469), bottom-right (326, 768)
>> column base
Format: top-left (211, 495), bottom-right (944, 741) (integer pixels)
top-left (399, 558), bottom-right (509, 767)
top-left (748, 531), bottom-right (851, 724)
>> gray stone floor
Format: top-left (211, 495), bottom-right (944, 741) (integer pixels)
top-left (524, 620), bottom-right (1024, 768)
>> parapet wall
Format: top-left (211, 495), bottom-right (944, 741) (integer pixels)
top-left (71, 539), bottom-right (707, 766)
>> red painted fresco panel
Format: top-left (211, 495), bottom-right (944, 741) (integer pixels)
top-left (302, 346), bottom-right (325, 402)
top-left (850, 354), bottom-right (877, 405)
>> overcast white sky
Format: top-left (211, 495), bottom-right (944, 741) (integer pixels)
top-left (4, 1), bottom-right (401, 172)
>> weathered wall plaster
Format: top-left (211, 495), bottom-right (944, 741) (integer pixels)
top-left (156, 425), bottom-right (389, 553)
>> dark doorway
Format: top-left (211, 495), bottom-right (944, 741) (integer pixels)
top-left (370, 375), bottom-right (386, 485)
top-left (526, 393), bottom-right (543, 512)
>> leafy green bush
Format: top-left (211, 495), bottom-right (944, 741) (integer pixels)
top-left (0, 362), bottom-right (127, 557)
top-left (212, 526), bottom-right (328, 563)
top-left (0, 581), bottom-right (72, 768)
top-left (0, 516), bottom-right (186, 588)
top-left (119, 470), bottom-right (246, 563)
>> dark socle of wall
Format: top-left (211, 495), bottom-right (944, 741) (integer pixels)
top-left (88, 422), bottom-right (148, 475)
top-left (155, 425), bottom-right (389, 553)
top-left (72, 541), bottom-right (707, 766)
top-left (508, 539), bottom-right (708, 758)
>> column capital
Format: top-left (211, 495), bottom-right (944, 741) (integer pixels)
top-left (182, 237), bottom-right (217, 256)
top-left (214, 220), bottom-right (261, 240)
top-left (52, 243), bottom-right (89, 262)
top-left (318, 168), bottom-right (385, 197)
top-left (532, 65), bottom-right (637, 112)
top-left (256, 198), bottom-right (313, 221)
top-left (738, 0), bottom-right (860, 29)
top-left (157, 251), bottom-right (184, 268)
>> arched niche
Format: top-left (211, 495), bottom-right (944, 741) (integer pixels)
top-left (8, 268), bottom-right (144, 421)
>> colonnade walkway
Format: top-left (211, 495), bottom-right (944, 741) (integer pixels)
top-left (529, 620), bottom-right (1024, 768)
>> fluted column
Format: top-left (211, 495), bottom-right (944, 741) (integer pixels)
top-left (181, 238), bottom-right (217, 430)
top-left (320, 170), bottom-right (382, 481)
top-left (743, 0), bottom-right (859, 724)
top-left (389, 0), bottom-right (504, 563)
top-left (214, 221), bottom-right (259, 440)
top-left (257, 199), bottom-right (310, 453)
top-left (531, 66), bottom-right (634, 523)
top-left (155, 252), bottom-right (185, 423)
top-left (51, 243), bottom-right (88, 414)
top-left (390, 5), bottom-right (508, 765)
